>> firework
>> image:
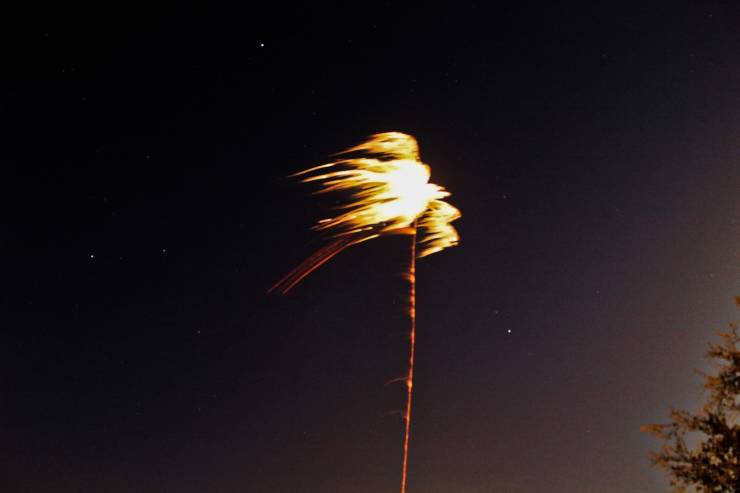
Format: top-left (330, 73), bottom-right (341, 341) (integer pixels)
top-left (269, 132), bottom-right (461, 493)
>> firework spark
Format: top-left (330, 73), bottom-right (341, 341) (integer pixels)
top-left (269, 132), bottom-right (461, 493)
top-left (269, 132), bottom-right (459, 294)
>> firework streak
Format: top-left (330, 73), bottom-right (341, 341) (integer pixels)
top-left (269, 132), bottom-right (461, 493)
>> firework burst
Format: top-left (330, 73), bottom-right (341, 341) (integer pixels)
top-left (269, 132), bottom-right (461, 493)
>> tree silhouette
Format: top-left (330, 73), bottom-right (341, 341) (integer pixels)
top-left (642, 297), bottom-right (739, 492)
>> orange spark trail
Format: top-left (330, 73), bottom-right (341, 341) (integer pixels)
top-left (267, 237), bottom-right (355, 295)
top-left (401, 222), bottom-right (417, 493)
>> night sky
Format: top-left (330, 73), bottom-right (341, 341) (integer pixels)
top-left (3, 3), bottom-right (739, 492)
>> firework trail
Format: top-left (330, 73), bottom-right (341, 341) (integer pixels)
top-left (401, 222), bottom-right (417, 493)
top-left (269, 132), bottom-right (460, 493)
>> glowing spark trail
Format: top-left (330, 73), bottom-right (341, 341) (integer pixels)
top-left (269, 132), bottom-right (461, 493)
top-left (401, 222), bottom-right (417, 493)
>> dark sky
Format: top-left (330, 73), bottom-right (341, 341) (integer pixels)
top-left (2, 2), bottom-right (739, 492)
